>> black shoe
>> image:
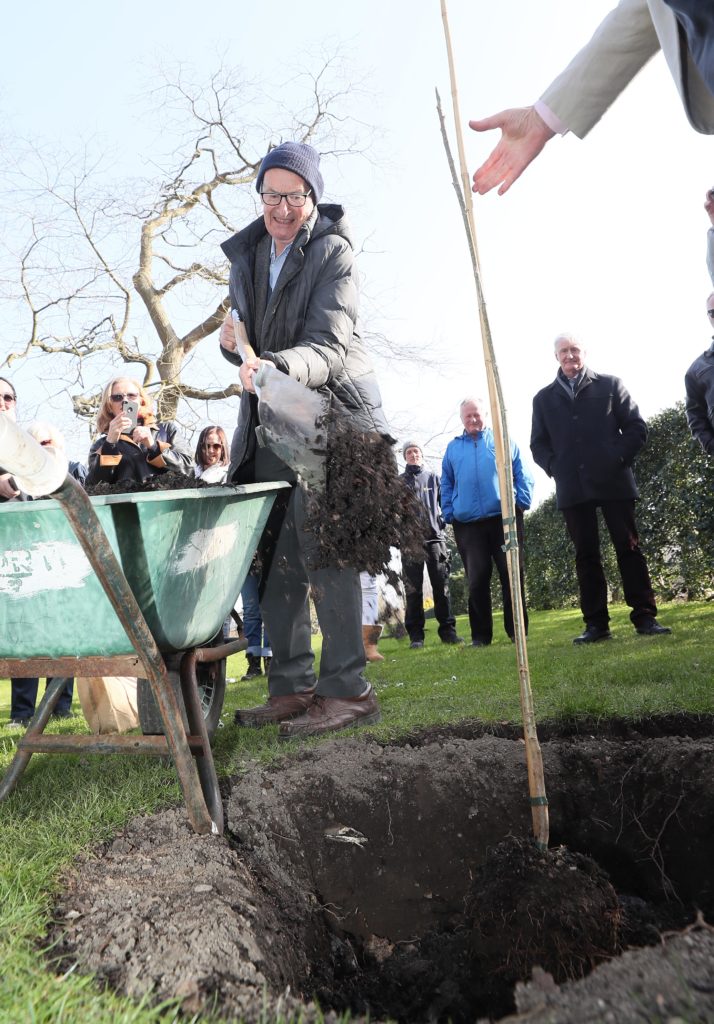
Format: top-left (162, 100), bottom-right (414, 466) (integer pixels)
top-left (7, 719), bottom-right (31, 730)
top-left (241, 654), bottom-right (264, 681)
top-left (573, 626), bottom-right (612, 645)
top-left (409, 640), bottom-right (424, 649)
top-left (52, 711), bottom-right (77, 720)
top-left (635, 619), bottom-right (672, 636)
top-left (471, 640), bottom-right (490, 648)
top-left (441, 634), bottom-right (465, 645)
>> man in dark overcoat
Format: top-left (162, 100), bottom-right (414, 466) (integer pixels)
top-left (531, 333), bottom-right (671, 644)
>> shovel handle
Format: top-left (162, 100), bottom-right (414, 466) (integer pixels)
top-left (231, 309), bottom-right (258, 364)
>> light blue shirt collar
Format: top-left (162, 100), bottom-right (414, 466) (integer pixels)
top-left (269, 239), bottom-right (293, 291)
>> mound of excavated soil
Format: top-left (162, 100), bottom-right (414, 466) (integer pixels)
top-left (48, 718), bottom-right (714, 1023)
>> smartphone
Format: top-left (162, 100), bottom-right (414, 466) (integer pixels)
top-left (122, 399), bottom-right (139, 430)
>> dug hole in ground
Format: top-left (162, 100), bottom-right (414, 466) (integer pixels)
top-left (49, 715), bottom-right (714, 1023)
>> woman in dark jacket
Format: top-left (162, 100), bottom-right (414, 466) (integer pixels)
top-left (87, 377), bottom-right (192, 486)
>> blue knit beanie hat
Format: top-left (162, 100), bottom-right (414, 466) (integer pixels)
top-left (256, 142), bottom-right (324, 203)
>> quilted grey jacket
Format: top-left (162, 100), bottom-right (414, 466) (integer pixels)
top-left (220, 204), bottom-right (393, 476)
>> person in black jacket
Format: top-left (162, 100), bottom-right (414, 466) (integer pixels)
top-left (685, 293), bottom-right (714, 452)
top-left (218, 141), bottom-right (390, 739)
top-left (399, 441), bottom-right (462, 649)
top-left (531, 334), bottom-right (671, 644)
top-left (87, 377), bottom-right (192, 486)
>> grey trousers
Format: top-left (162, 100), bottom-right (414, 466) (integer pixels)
top-left (260, 485), bottom-right (368, 699)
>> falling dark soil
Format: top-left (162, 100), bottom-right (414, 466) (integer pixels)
top-left (304, 413), bottom-right (426, 575)
top-left (48, 715), bottom-right (714, 1023)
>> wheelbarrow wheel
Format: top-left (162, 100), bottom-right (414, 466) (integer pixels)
top-left (137, 638), bottom-right (226, 742)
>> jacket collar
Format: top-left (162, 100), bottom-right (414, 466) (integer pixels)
top-left (220, 203), bottom-right (348, 261)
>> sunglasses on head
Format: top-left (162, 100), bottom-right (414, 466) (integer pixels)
top-left (111, 391), bottom-right (140, 402)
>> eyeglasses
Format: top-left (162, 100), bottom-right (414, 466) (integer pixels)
top-left (0, 393), bottom-right (16, 404)
top-left (203, 443), bottom-right (223, 451)
top-left (260, 190), bottom-right (312, 208)
top-left (111, 391), bottom-right (139, 402)
top-left (708, 309), bottom-right (714, 319)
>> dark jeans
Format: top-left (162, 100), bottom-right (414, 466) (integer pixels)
top-left (11, 677), bottom-right (74, 721)
top-left (453, 510), bottom-right (528, 644)
top-left (562, 499), bottom-right (657, 630)
top-left (240, 571), bottom-right (271, 656)
top-left (402, 539), bottom-right (457, 642)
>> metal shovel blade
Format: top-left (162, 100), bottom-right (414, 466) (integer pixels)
top-left (254, 363), bottom-right (332, 491)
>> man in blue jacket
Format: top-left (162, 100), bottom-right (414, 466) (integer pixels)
top-left (441, 398), bottom-right (534, 647)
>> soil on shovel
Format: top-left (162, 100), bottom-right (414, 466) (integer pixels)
top-left (48, 716), bottom-right (714, 1023)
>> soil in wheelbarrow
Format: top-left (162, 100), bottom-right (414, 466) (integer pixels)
top-left (48, 714), bottom-right (714, 1023)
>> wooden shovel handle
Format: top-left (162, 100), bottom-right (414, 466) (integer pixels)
top-left (230, 310), bottom-right (258, 364)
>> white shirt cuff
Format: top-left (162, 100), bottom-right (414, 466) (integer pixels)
top-left (534, 100), bottom-right (569, 137)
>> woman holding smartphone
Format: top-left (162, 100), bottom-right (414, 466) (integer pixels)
top-left (87, 376), bottom-right (192, 486)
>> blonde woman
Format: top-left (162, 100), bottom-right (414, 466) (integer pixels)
top-left (87, 377), bottom-right (192, 485)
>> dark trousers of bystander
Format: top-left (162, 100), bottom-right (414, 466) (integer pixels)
top-left (11, 677), bottom-right (74, 722)
top-left (402, 539), bottom-right (458, 643)
top-left (561, 499), bottom-right (657, 630)
top-left (453, 510), bottom-right (528, 645)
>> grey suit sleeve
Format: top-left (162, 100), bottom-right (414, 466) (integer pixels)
top-left (539, 0), bottom-right (659, 139)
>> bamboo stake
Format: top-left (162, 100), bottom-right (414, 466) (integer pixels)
top-left (438, 0), bottom-right (549, 850)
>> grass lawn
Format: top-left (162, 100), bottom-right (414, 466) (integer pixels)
top-left (0, 601), bottom-right (712, 1022)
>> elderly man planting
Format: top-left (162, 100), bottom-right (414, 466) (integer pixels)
top-left (219, 141), bottom-right (393, 739)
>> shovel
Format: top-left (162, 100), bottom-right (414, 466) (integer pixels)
top-left (231, 310), bottom-right (332, 491)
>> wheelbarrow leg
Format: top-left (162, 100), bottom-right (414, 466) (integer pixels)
top-left (179, 651), bottom-right (224, 834)
top-left (0, 676), bottom-right (67, 801)
top-left (53, 477), bottom-right (218, 835)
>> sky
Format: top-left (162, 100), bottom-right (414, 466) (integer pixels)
top-left (0, 1), bottom-right (712, 505)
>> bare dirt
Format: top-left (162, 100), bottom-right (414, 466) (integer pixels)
top-left (48, 716), bottom-right (714, 1023)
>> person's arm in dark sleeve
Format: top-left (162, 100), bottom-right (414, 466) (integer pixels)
top-left (146, 422), bottom-right (194, 475)
top-left (613, 379), bottom-right (648, 463)
top-left (685, 366), bottom-right (714, 454)
top-left (440, 451), bottom-right (455, 524)
top-left (530, 397), bottom-right (556, 476)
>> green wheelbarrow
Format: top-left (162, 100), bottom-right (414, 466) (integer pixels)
top-left (0, 416), bottom-right (288, 834)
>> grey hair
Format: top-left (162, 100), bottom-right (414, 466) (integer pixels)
top-left (553, 332), bottom-right (583, 351)
top-left (459, 396), bottom-right (486, 411)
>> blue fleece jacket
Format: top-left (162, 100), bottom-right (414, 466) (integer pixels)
top-left (440, 427), bottom-right (534, 524)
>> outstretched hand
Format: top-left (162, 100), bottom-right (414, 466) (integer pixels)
top-left (470, 106), bottom-right (554, 196)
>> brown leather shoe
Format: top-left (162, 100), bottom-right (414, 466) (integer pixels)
top-left (278, 685), bottom-right (381, 740)
top-left (234, 687), bottom-right (316, 727)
